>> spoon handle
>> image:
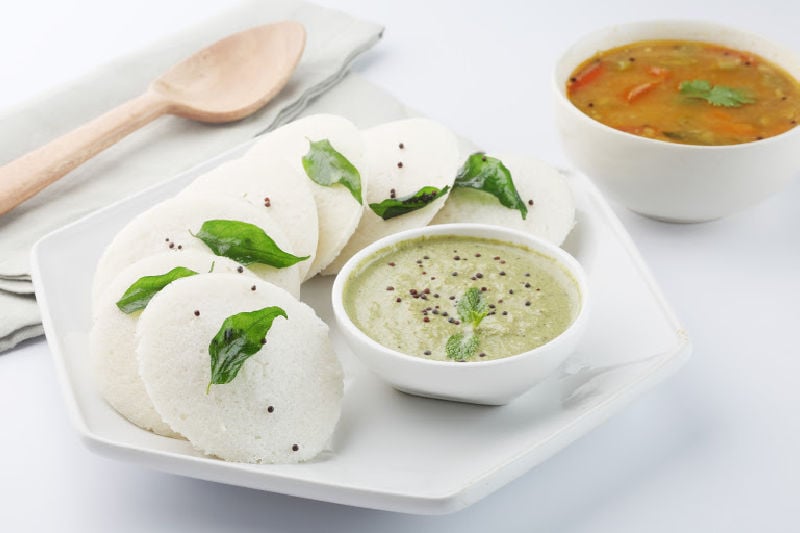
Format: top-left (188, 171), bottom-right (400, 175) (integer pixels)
top-left (0, 91), bottom-right (169, 216)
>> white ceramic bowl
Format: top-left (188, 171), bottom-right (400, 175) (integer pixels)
top-left (331, 224), bottom-right (590, 406)
top-left (554, 20), bottom-right (800, 222)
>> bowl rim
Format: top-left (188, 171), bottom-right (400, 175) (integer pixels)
top-left (330, 223), bottom-right (590, 369)
top-left (552, 18), bottom-right (800, 151)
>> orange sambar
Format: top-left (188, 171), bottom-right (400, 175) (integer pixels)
top-left (566, 39), bottom-right (800, 145)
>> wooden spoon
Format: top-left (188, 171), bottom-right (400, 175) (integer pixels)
top-left (0, 21), bottom-right (306, 216)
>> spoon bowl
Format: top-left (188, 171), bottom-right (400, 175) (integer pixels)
top-left (154, 21), bottom-right (305, 122)
top-left (0, 21), bottom-right (306, 215)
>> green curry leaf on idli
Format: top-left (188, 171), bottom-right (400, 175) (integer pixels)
top-left (115, 266), bottom-right (198, 314)
top-left (301, 138), bottom-right (363, 204)
top-left (207, 306), bottom-right (288, 393)
top-left (192, 220), bottom-right (309, 268)
top-left (453, 153), bottom-right (528, 220)
top-left (369, 185), bottom-right (450, 220)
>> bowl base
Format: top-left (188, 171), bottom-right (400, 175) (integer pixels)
top-left (394, 386), bottom-right (510, 406)
top-left (631, 209), bottom-right (722, 224)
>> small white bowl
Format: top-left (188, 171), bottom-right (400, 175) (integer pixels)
top-left (331, 224), bottom-right (590, 406)
top-left (553, 20), bottom-right (800, 222)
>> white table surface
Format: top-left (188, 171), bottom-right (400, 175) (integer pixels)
top-left (1, 1), bottom-right (798, 531)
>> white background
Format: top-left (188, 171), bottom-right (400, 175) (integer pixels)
top-left (1, 0), bottom-right (799, 531)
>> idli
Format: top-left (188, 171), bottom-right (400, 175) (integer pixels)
top-left (90, 251), bottom-right (256, 437)
top-left (93, 193), bottom-right (305, 303)
top-left (136, 274), bottom-right (343, 463)
top-left (323, 118), bottom-right (460, 275)
top-left (432, 155), bottom-right (576, 246)
top-left (180, 156), bottom-right (318, 280)
top-left (249, 114), bottom-right (366, 278)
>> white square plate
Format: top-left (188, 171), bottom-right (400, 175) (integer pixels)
top-left (32, 142), bottom-right (690, 515)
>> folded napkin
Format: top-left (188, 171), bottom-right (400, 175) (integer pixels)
top-left (0, 0), bottom-right (383, 353)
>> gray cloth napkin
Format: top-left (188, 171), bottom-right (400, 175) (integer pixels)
top-left (0, 0), bottom-right (383, 353)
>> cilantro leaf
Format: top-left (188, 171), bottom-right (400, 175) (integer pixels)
top-left (679, 79), bottom-right (712, 98)
top-left (116, 266), bottom-right (198, 314)
top-left (456, 287), bottom-right (488, 328)
top-left (207, 306), bottom-right (288, 393)
top-left (453, 153), bottom-right (527, 220)
top-left (679, 79), bottom-right (755, 107)
top-left (445, 332), bottom-right (480, 362)
top-left (192, 220), bottom-right (308, 268)
top-left (301, 138), bottom-right (363, 204)
top-left (369, 185), bottom-right (450, 220)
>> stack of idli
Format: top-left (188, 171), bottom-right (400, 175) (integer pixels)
top-left (92, 193), bottom-right (303, 302)
top-left (90, 115), bottom-right (357, 463)
top-left (247, 114), bottom-right (367, 279)
top-left (91, 251), bottom-right (257, 438)
top-left (432, 154), bottom-right (576, 246)
top-left (89, 112), bottom-right (577, 464)
top-left (322, 118), bottom-right (461, 274)
top-left (178, 156), bottom-right (319, 280)
top-left (137, 275), bottom-right (342, 464)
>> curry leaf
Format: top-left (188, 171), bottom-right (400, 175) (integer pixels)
top-left (301, 138), bottom-right (363, 204)
top-left (207, 306), bottom-right (288, 393)
top-left (445, 332), bottom-right (480, 362)
top-left (369, 185), bottom-right (450, 220)
top-left (456, 287), bottom-right (488, 328)
top-left (116, 266), bottom-right (198, 314)
top-left (453, 153), bottom-right (527, 220)
top-left (192, 220), bottom-right (308, 268)
top-left (679, 79), bottom-right (755, 107)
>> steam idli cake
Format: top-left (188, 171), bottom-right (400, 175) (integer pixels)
top-left (136, 274), bottom-right (343, 463)
top-left (92, 193), bottom-right (306, 303)
top-left (323, 118), bottom-right (460, 275)
top-left (249, 114), bottom-right (367, 278)
top-left (90, 251), bottom-right (256, 437)
top-left (432, 154), bottom-right (576, 246)
top-left (180, 156), bottom-right (318, 280)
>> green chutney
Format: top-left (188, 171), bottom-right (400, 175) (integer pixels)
top-left (343, 235), bottom-right (580, 362)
